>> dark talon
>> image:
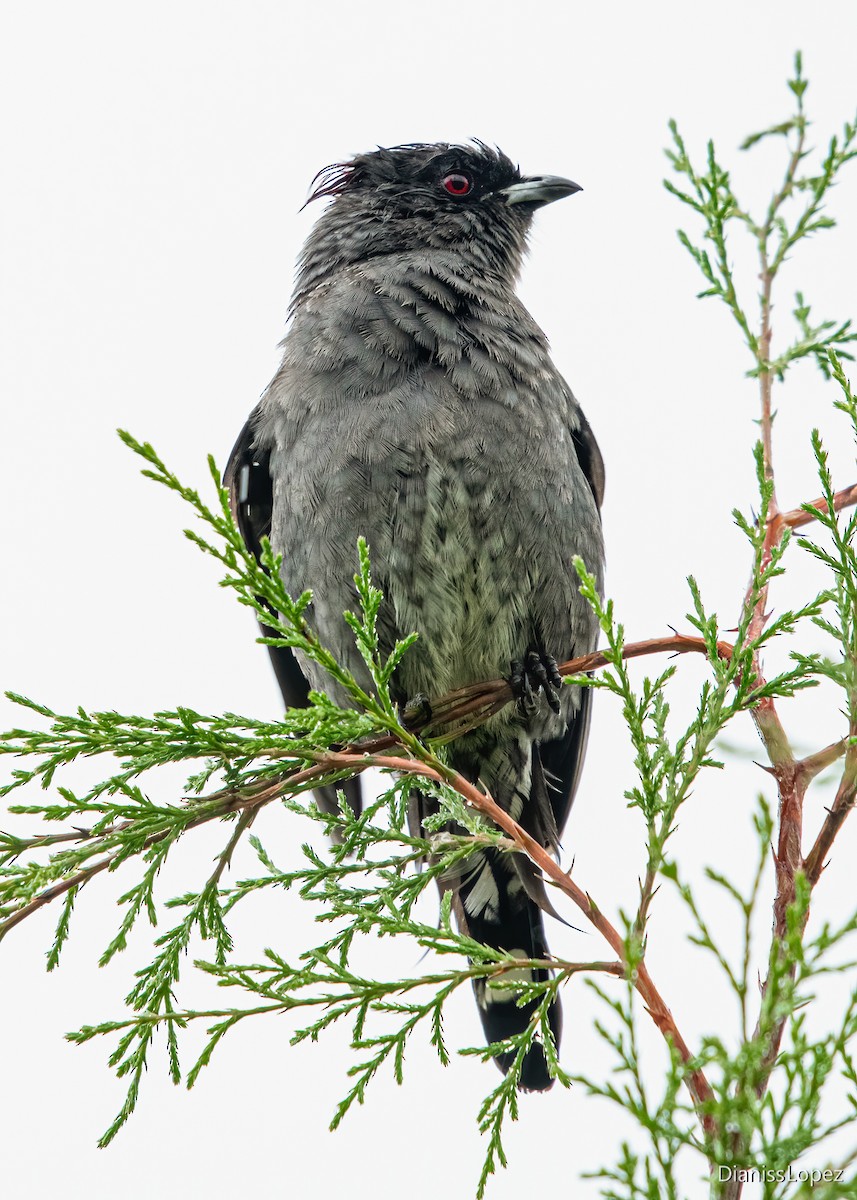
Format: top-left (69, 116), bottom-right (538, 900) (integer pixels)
top-left (510, 658), bottom-right (537, 715)
top-left (401, 693), bottom-right (433, 729)
top-left (543, 653), bottom-right (563, 713)
top-left (526, 650), bottom-right (550, 692)
top-left (508, 650), bottom-right (563, 716)
top-left (546, 656), bottom-right (563, 690)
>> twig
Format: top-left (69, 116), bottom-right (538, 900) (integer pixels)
top-left (419, 633), bottom-right (733, 737)
top-left (206, 808), bottom-right (257, 890)
top-left (318, 750), bottom-right (717, 1135)
top-left (1, 702), bottom-right (717, 1134)
top-left (2, 633), bottom-right (733, 937)
top-left (722, 118), bottom-right (808, 1200)
top-left (550, 960), bottom-right (626, 978)
top-left (0, 851), bottom-right (119, 937)
top-left (0, 801), bottom-right (272, 940)
top-left (780, 481), bottom-right (857, 531)
top-left (6, 604), bottom-right (857, 1141)
top-left (798, 737), bottom-right (849, 785)
top-left (1, 826), bottom-right (117, 852)
top-left (804, 734), bottom-right (857, 886)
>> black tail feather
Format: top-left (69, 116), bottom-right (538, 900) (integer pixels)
top-left (460, 850), bottom-right (562, 1092)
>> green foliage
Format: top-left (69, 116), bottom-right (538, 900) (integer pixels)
top-left (795, 360), bottom-right (857, 721)
top-left (665, 51), bottom-right (857, 380)
top-left (0, 436), bottom-right (566, 1191)
top-left (3, 50), bottom-right (857, 1200)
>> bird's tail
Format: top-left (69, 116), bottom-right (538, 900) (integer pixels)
top-left (455, 849), bottom-right (562, 1092)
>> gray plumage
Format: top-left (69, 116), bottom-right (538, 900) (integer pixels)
top-left (227, 142), bottom-right (604, 1091)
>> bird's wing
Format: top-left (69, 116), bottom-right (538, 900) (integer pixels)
top-left (225, 409), bottom-right (313, 709)
top-left (536, 688), bottom-right (594, 838)
top-left (537, 404), bottom-right (604, 840)
top-left (224, 408), bottom-right (363, 821)
top-left (571, 406), bottom-right (605, 510)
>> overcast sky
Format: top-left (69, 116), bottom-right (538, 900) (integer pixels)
top-left (3, 3), bottom-right (857, 1197)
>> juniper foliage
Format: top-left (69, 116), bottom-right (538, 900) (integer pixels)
top-left (2, 52), bottom-right (857, 1200)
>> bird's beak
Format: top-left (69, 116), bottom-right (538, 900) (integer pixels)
top-left (499, 175), bottom-right (582, 208)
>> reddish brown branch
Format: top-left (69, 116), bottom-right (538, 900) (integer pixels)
top-left (0, 622), bottom-right (811, 1138)
top-left (319, 750), bottom-right (716, 1133)
top-left (780, 481), bottom-right (857, 531)
top-left (743, 486), bottom-right (857, 1112)
top-left (422, 633), bottom-right (732, 737)
top-left (804, 736), bottom-right (857, 887)
top-left (0, 634), bottom-right (735, 958)
top-left (549, 960), bottom-right (626, 979)
top-left (739, 532), bottom-right (798, 1124)
top-left (798, 737), bottom-right (848, 784)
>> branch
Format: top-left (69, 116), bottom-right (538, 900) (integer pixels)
top-left (317, 750), bottom-right (717, 1134)
top-left (2, 632), bottom-right (733, 940)
top-left (0, 797), bottom-right (271, 941)
top-left (206, 808), bottom-right (257, 890)
top-left (744, 482), bottom-right (857, 1118)
top-left (729, 116), bottom-right (806, 1184)
top-left (419, 633), bottom-right (732, 737)
top-left (780, 480), bottom-right (857, 531)
top-left (804, 734), bottom-right (857, 886)
top-left (1, 659), bottom-right (719, 1135)
top-left (797, 737), bottom-right (848, 785)
top-left (0, 850), bottom-right (118, 938)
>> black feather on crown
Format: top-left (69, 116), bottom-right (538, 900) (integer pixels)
top-left (304, 160), bottom-right (362, 206)
top-left (303, 142), bottom-right (521, 208)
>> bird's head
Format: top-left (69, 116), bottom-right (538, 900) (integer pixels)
top-left (293, 141), bottom-right (581, 298)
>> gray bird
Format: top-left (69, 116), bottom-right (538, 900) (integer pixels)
top-left (226, 142), bottom-right (604, 1091)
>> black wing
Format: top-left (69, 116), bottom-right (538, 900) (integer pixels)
top-left (572, 407), bottom-right (606, 510)
top-left (537, 408), bottom-right (604, 840)
top-left (224, 409), bottom-right (363, 822)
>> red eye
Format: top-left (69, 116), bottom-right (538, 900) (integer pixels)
top-left (442, 173), bottom-right (473, 196)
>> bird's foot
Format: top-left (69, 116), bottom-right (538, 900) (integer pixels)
top-left (400, 692), bottom-right (433, 730)
top-left (509, 650), bottom-right (563, 717)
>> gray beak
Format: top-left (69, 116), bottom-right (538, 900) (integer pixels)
top-left (499, 175), bottom-right (582, 208)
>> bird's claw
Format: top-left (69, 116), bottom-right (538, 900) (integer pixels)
top-left (401, 692), bottom-right (433, 729)
top-left (509, 650), bottom-right (563, 716)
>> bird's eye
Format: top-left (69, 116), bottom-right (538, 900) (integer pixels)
top-left (441, 173), bottom-right (473, 197)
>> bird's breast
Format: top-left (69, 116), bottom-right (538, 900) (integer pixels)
top-left (265, 274), bottom-right (602, 706)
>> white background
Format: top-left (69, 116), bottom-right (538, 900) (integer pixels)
top-left (2, 2), bottom-right (857, 1197)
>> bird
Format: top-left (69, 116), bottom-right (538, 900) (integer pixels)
top-left (226, 141), bottom-right (604, 1092)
